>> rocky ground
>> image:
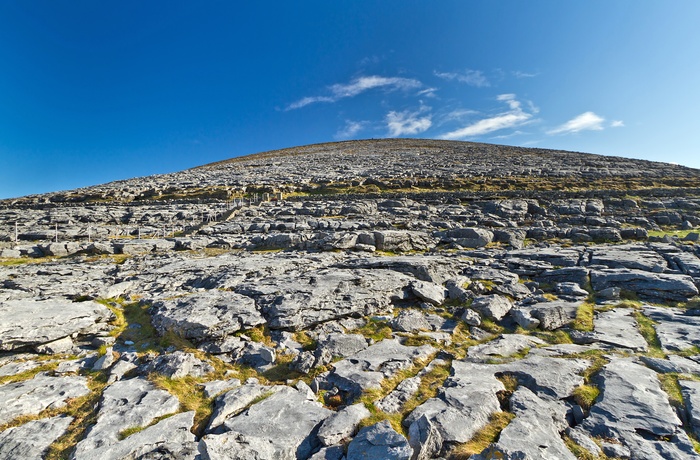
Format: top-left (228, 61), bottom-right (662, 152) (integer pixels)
top-left (1, 139), bottom-right (700, 459)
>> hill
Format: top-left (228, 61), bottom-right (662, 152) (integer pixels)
top-left (0, 139), bottom-right (700, 458)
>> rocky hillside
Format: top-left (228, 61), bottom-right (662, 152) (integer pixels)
top-left (1, 139), bottom-right (700, 459)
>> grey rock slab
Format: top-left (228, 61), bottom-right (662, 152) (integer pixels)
top-left (150, 290), bottom-right (264, 343)
top-left (681, 379), bottom-right (700, 439)
top-left (0, 298), bottom-right (114, 351)
top-left (339, 255), bottom-right (469, 284)
top-left (593, 307), bottom-right (648, 351)
top-left (218, 385), bottom-right (332, 460)
top-left (474, 387), bottom-right (575, 460)
top-left (528, 300), bottom-right (580, 330)
top-left (0, 359), bottom-right (40, 377)
top-left (410, 280), bottom-right (445, 306)
top-left (641, 355), bottom-right (700, 375)
top-left (390, 309), bottom-right (433, 333)
top-left (325, 339), bottom-right (435, 400)
top-left (581, 358), bottom-right (683, 439)
top-left (316, 333), bottom-right (368, 359)
top-left (375, 376), bottom-right (421, 413)
top-left (498, 354), bottom-right (590, 399)
top-left (408, 415), bottom-right (442, 460)
top-left (507, 247), bottom-right (582, 268)
top-left (317, 403), bottom-right (371, 446)
top-left (240, 268), bottom-right (414, 330)
top-left (73, 377), bottom-right (181, 457)
top-left (207, 383), bottom-right (281, 432)
top-left (405, 361), bottom-right (504, 444)
top-left (198, 378), bottom-right (242, 399)
top-left (0, 415), bottom-right (73, 460)
top-left (73, 411), bottom-right (196, 460)
top-left (144, 351), bottom-right (215, 378)
top-left (644, 306), bottom-right (700, 351)
top-left (0, 373), bottom-right (89, 425)
top-left (346, 420), bottom-right (413, 460)
top-left (467, 334), bottom-right (545, 361)
top-left (470, 294), bottom-right (513, 320)
top-left (591, 269), bottom-right (698, 301)
top-left (588, 245), bottom-right (668, 272)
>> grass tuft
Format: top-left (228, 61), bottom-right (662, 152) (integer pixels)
top-left (448, 411), bottom-right (515, 459)
top-left (572, 384), bottom-right (600, 410)
top-left (634, 311), bottom-right (665, 358)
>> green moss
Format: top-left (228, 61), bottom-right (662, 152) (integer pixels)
top-left (634, 311), bottom-right (665, 358)
top-left (572, 385), bottom-right (600, 410)
top-left (351, 318), bottom-right (394, 342)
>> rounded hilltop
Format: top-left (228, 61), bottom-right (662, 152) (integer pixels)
top-left (5, 139), bottom-right (700, 205)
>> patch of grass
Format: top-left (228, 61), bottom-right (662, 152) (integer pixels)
top-left (148, 374), bottom-right (213, 437)
top-left (44, 371), bottom-right (109, 460)
top-left (659, 374), bottom-right (684, 410)
top-left (400, 334), bottom-right (438, 347)
top-left (448, 411), bottom-right (515, 459)
top-left (634, 311), bottom-right (665, 358)
top-left (479, 318), bottom-right (505, 334)
top-left (237, 325), bottom-right (275, 347)
top-left (563, 435), bottom-right (604, 460)
top-left (616, 299), bottom-right (643, 309)
top-left (647, 229), bottom-right (694, 239)
top-left (352, 318), bottom-right (394, 342)
top-left (293, 331), bottom-right (317, 351)
top-left (0, 361), bottom-right (59, 385)
top-left (572, 301), bottom-right (595, 332)
top-left (401, 361), bottom-right (451, 415)
top-left (0, 257), bottom-right (56, 266)
top-left (542, 293), bottom-right (559, 301)
top-left (572, 385), bottom-right (600, 410)
top-left (675, 346), bottom-right (700, 358)
top-left (620, 289), bottom-right (640, 301)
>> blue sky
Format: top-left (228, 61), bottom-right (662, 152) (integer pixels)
top-left (1, 1), bottom-right (699, 199)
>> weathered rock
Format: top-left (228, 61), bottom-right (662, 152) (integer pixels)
top-left (644, 306), bottom-right (700, 351)
top-left (199, 378), bottom-right (242, 398)
top-left (375, 376), bottom-right (421, 413)
top-left (150, 290), bottom-right (264, 343)
top-left (317, 403), bottom-right (371, 446)
top-left (347, 420), bottom-right (413, 460)
top-left (407, 415), bottom-right (442, 460)
top-left (0, 299), bottom-right (114, 351)
top-left (409, 280), bottom-right (445, 306)
top-left (591, 269), bottom-right (698, 301)
top-left (680, 380), bottom-right (700, 439)
top-left (588, 245), bottom-right (667, 272)
top-left (72, 377), bottom-right (181, 458)
top-left (74, 411), bottom-right (196, 460)
top-left (470, 294), bottom-right (513, 320)
top-left (467, 334), bottom-right (545, 361)
top-left (473, 387), bottom-right (575, 460)
top-left (528, 300), bottom-right (580, 330)
top-left (0, 373), bottom-right (89, 425)
top-left (210, 384), bottom-right (331, 460)
top-left (499, 354), bottom-right (589, 399)
top-left (593, 308), bottom-right (648, 351)
top-left (144, 351), bottom-right (215, 378)
top-left (0, 415), bottom-right (73, 460)
top-left (390, 309), bottom-right (432, 333)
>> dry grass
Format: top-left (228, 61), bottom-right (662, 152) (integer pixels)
top-left (572, 301), bottom-right (595, 332)
top-left (634, 311), bottom-right (665, 358)
top-left (572, 384), bottom-right (600, 410)
top-left (148, 374), bottom-right (213, 437)
top-left (448, 412), bottom-right (515, 459)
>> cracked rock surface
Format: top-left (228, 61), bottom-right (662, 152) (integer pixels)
top-left (2, 139), bottom-right (700, 458)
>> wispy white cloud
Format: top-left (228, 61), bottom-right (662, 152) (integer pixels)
top-left (610, 120), bottom-right (625, 128)
top-left (416, 87), bottom-right (438, 98)
top-left (434, 69), bottom-right (490, 87)
top-left (439, 94), bottom-right (533, 139)
top-left (513, 70), bottom-right (538, 78)
top-left (386, 106), bottom-right (432, 137)
top-left (548, 112), bottom-right (605, 135)
top-left (335, 120), bottom-right (368, 139)
top-left (287, 75), bottom-right (422, 110)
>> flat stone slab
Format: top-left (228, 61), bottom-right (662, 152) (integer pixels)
top-left (205, 384), bottom-right (332, 460)
top-left (0, 415), bottom-right (73, 460)
top-left (473, 387), bottom-right (575, 460)
top-left (150, 290), bottom-right (265, 343)
top-left (346, 420), bottom-right (413, 460)
top-left (644, 306), bottom-right (700, 351)
top-left (467, 334), bottom-right (545, 361)
top-left (73, 377), bottom-right (181, 457)
top-left (593, 308), bottom-right (648, 351)
top-left (680, 380), bottom-right (700, 439)
top-left (498, 355), bottom-right (590, 400)
top-left (0, 299), bottom-right (114, 351)
top-left (324, 339), bottom-right (435, 400)
top-left (0, 373), bottom-right (89, 425)
top-left (588, 245), bottom-right (667, 272)
top-left (73, 411), bottom-right (197, 460)
top-left (580, 358), bottom-right (696, 458)
top-left (591, 269), bottom-right (698, 301)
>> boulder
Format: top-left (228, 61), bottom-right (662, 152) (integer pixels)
top-left (346, 420), bottom-right (413, 460)
top-left (470, 294), bottom-right (513, 320)
top-left (317, 403), bottom-right (371, 446)
top-left (0, 415), bottom-right (73, 460)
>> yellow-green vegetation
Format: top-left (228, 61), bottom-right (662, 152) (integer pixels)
top-left (292, 331), bottom-right (317, 351)
top-left (647, 229), bottom-right (695, 239)
top-left (479, 318), bottom-right (505, 335)
top-left (563, 435), bottom-right (608, 460)
top-left (356, 357), bottom-right (446, 435)
top-left (658, 374), bottom-right (684, 410)
top-left (616, 299), bottom-right (643, 309)
top-left (0, 361), bottom-right (59, 386)
top-left (117, 412), bottom-right (176, 440)
top-left (541, 293), bottom-right (559, 302)
top-left (444, 323), bottom-right (481, 360)
top-left (352, 318), bottom-right (394, 342)
top-left (572, 385), bottom-right (600, 410)
top-left (448, 411), bottom-right (515, 459)
top-left (572, 301), bottom-right (595, 332)
top-left (148, 374), bottom-right (213, 436)
top-left (0, 256), bottom-right (56, 266)
top-left (634, 311), bottom-right (665, 358)
top-left (43, 371), bottom-right (109, 460)
top-left (237, 324), bottom-right (274, 347)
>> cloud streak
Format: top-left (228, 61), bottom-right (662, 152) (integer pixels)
top-left (335, 120), bottom-right (367, 139)
top-left (548, 112), bottom-right (605, 135)
top-left (434, 69), bottom-right (490, 87)
top-left (287, 75), bottom-right (422, 110)
top-left (439, 94), bottom-right (532, 139)
top-left (386, 107), bottom-right (432, 137)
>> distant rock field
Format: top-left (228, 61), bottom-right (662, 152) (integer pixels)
top-left (1, 138), bottom-right (700, 459)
